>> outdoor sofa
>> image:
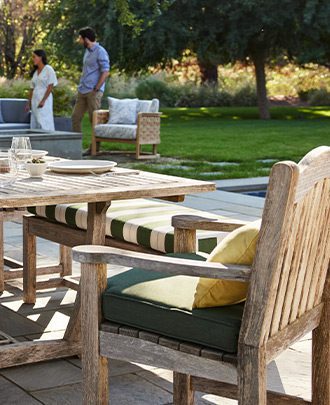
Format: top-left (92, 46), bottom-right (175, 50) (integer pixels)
top-left (0, 98), bottom-right (30, 130)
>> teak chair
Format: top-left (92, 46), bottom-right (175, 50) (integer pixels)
top-left (73, 146), bottom-right (330, 404)
top-left (91, 108), bottom-right (161, 159)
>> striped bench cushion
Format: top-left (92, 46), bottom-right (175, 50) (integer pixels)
top-left (27, 199), bottom-right (227, 254)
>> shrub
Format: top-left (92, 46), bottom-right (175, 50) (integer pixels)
top-left (52, 79), bottom-right (76, 115)
top-left (0, 78), bottom-right (30, 98)
top-left (0, 77), bottom-right (76, 115)
top-left (135, 79), bottom-right (176, 106)
top-left (230, 84), bottom-right (257, 107)
top-left (307, 88), bottom-right (330, 106)
top-left (134, 78), bottom-right (258, 108)
top-left (297, 88), bottom-right (318, 102)
top-left (175, 85), bottom-right (232, 107)
top-left (106, 73), bottom-right (140, 99)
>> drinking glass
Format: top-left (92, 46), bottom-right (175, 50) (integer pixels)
top-left (0, 149), bottom-right (18, 187)
top-left (11, 137), bottom-right (32, 169)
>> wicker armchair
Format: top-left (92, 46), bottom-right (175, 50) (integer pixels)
top-left (91, 99), bottom-right (161, 159)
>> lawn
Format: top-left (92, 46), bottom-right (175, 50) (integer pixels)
top-left (82, 106), bottom-right (330, 180)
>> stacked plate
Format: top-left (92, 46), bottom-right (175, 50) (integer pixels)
top-left (48, 160), bottom-right (117, 174)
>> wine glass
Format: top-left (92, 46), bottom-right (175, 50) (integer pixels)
top-left (0, 149), bottom-right (18, 187)
top-left (11, 137), bottom-right (32, 169)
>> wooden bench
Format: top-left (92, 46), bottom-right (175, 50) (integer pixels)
top-left (24, 198), bottom-right (245, 303)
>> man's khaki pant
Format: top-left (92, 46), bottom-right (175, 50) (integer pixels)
top-left (71, 91), bottom-right (103, 133)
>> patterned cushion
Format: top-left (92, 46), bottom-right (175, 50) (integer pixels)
top-left (108, 97), bottom-right (138, 125)
top-left (27, 199), bottom-right (227, 254)
top-left (137, 99), bottom-right (159, 114)
top-left (94, 124), bottom-right (137, 140)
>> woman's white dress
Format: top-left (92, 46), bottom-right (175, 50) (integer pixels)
top-left (30, 65), bottom-right (58, 131)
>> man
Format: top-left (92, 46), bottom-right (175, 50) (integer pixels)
top-left (72, 27), bottom-right (110, 152)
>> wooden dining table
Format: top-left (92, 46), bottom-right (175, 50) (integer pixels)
top-left (0, 166), bottom-right (215, 368)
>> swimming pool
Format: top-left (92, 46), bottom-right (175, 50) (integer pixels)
top-left (239, 190), bottom-right (267, 198)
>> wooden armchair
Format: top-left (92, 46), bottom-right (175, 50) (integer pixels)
top-left (91, 106), bottom-right (161, 159)
top-left (73, 146), bottom-right (330, 404)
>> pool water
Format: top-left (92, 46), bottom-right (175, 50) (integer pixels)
top-left (240, 190), bottom-right (267, 198)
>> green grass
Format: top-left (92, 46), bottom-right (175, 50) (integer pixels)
top-left (82, 106), bottom-right (330, 180)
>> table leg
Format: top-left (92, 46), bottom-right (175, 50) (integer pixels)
top-left (64, 201), bottom-right (111, 343)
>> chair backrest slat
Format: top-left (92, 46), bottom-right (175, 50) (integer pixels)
top-left (297, 179), bottom-right (329, 318)
top-left (270, 201), bottom-right (303, 335)
top-left (239, 146), bottom-right (330, 348)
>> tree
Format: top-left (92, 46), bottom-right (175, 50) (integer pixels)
top-left (96, 0), bottom-right (330, 118)
top-left (0, 0), bottom-right (52, 78)
top-left (45, 0), bottom-right (330, 119)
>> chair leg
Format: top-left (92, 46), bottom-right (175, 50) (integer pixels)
top-left (23, 217), bottom-right (37, 304)
top-left (312, 285), bottom-right (330, 404)
top-left (173, 372), bottom-right (194, 404)
top-left (81, 262), bottom-right (109, 405)
top-left (59, 245), bottom-right (72, 277)
top-left (152, 144), bottom-right (157, 156)
top-left (238, 345), bottom-right (267, 405)
top-left (136, 143), bottom-right (141, 159)
top-left (91, 136), bottom-right (97, 156)
top-left (0, 213), bottom-right (4, 292)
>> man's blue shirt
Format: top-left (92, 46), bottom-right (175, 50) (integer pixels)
top-left (78, 43), bottom-right (110, 94)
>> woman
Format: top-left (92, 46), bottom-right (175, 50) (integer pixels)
top-left (28, 50), bottom-right (57, 131)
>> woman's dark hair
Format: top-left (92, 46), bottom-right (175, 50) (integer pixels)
top-left (79, 27), bottom-right (96, 42)
top-left (30, 49), bottom-right (48, 77)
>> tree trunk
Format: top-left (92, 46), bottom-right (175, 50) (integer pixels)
top-left (252, 51), bottom-right (270, 120)
top-left (198, 60), bottom-right (218, 85)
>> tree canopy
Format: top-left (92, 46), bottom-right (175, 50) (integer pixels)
top-left (1, 0), bottom-right (329, 119)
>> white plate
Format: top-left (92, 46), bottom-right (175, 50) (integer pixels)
top-left (32, 150), bottom-right (49, 159)
top-left (48, 160), bottom-right (117, 174)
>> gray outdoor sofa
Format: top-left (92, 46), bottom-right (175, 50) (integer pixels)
top-left (0, 99), bottom-right (30, 130)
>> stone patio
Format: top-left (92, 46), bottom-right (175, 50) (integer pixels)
top-left (0, 178), bottom-right (312, 404)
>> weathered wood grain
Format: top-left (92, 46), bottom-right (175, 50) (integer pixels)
top-left (60, 245), bottom-right (72, 277)
top-left (23, 215), bottom-right (37, 304)
top-left (173, 372), bottom-right (194, 405)
top-left (99, 332), bottom-right (237, 384)
top-left (266, 304), bottom-right (323, 362)
top-left (312, 267), bottom-right (330, 405)
top-left (0, 340), bottom-right (80, 368)
top-left (0, 166), bottom-right (214, 209)
top-left (72, 245), bottom-right (251, 281)
top-left (81, 262), bottom-right (109, 405)
top-left (172, 214), bottom-right (248, 232)
top-left (238, 345), bottom-right (267, 405)
top-left (191, 377), bottom-right (311, 404)
top-left (64, 201), bottom-right (111, 344)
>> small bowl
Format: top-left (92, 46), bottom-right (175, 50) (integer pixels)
top-left (25, 162), bottom-right (48, 178)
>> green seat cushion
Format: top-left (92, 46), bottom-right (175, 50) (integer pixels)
top-left (102, 253), bottom-right (244, 353)
top-left (28, 199), bottom-right (227, 254)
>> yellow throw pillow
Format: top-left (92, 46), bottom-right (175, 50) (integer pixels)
top-left (193, 220), bottom-right (261, 308)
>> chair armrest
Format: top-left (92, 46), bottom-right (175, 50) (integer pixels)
top-left (92, 109), bottom-right (109, 126)
top-left (172, 215), bottom-right (249, 232)
top-left (73, 245), bottom-right (251, 281)
top-left (137, 112), bottom-right (161, 144)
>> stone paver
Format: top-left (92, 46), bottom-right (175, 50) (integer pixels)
top-left (2, 359), bottom-right (82, 391)
top-left (0, 184), bottom-right (313, 404)
top-left (0, 376), bottom-right (41, 405)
